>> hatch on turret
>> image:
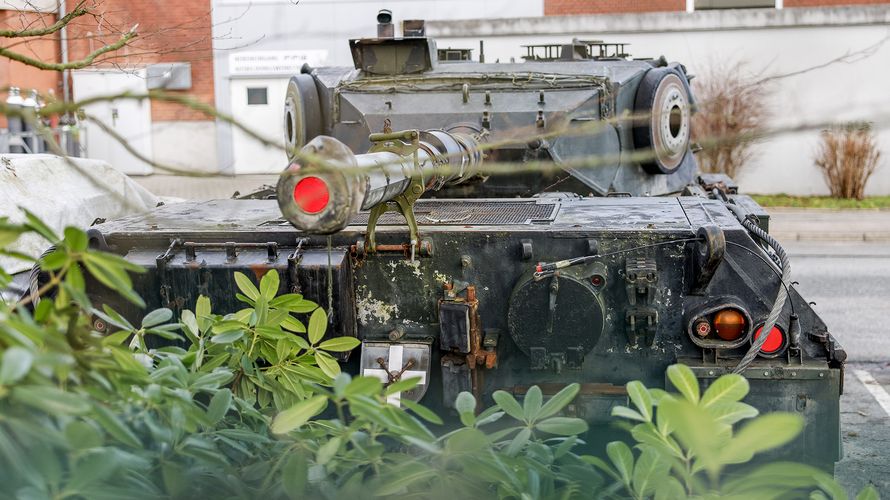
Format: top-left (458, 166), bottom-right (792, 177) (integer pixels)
top-left (522, 39), bottom-right (631, 62)
top-left (349, 11), bottom-right (436, 75)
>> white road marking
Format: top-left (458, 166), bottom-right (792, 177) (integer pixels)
top-left (363, 344), bottom-right (427, 407)
top-left (854, 369), bottom-right (890, 417)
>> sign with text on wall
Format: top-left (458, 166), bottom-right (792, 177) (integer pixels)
top-left (228, 50), bottom-right (328, 77)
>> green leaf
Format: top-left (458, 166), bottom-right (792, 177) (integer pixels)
top-left (372, 461), bottom-right (438, 496)
top-left (234, 272), bottom-right (260, 300)
top-left (475, 409), bottom-right (505, 427)
top-left (523, 385), bottom-right (543, 422)
top-left (255, 326), bottom-right (290, 340)
top-left (504, 427), bottom-right (532, 456)
top-left (259, 270), bottom-right (280, 299)
top-left (210, 330), bottom-right (244, 344)
top-left (141, 308), bottom-right (173, 328)
top-left (92, 404), bottom-right (141, 448)
top-left (384, 376), bottom-right (420, 396)
top-left (205, 388), bottom-right (232, 425)
top-left (654, 477), bottom-right (686, 500)
top-left (0, 347), bottom-right (33, 384)
top-left (537, 383), bottom-right (579, 420)
top-left (22, 208), bottom-right (58, 241)
top-left (401, 399), bottom-right (443, 425)
top-left (181, 310), bottom-right (199, 343)
top-left (627, 380), bottom-right (654, 422)
top-left (281, 314), bottom-right (306, 333)
top-left (317, 336), bottom-right (360, 352)
top-left (307, 308), bottom-right (327, 345)
top-left (632, 447), bottom-right (669, 496)
top-left (720, 413), bottom-right (804, 464)
top-left (271, 395), bottom-right (327, 434)
top-left (708, 401), bottom-right (759, 426)
top-left (492, 390), bottom-right (525, 422)
top-left (659, 397), bottom-right (725, 473)
top-left (701, 373), bottom-right (749, 408)
top-left (68, 449), bottom-right (121, 491)
top-left (12, 386), bottom-right (91, 415)
top-left (630, 423), bottom-right (684, 459)
top-left (65, 421), bottom-right (102, 450)
top-left (63, 227), bottom-right (88, 252)
top-left (282, 453), bottom-right (308, 499)
top-left (82, 253), bottom-right (144, 307)
top-left (612, 405), bottom-right (647, 423)
top-left (344, 376), bottom-right (382, 397)
top-left (856, 484), bottom-right (880, 500)
top-left (535, 417), bottom-right (588, 436)
top-left (98, 304), bottom-right (135, 331)
top-left (316, 436), bottom-right (341, 466)
top-left (40, 248), bottom-right (68, 271)
top-left (455, 391), bottom-right (477, 426)
top-left (606, 441), bottom-right (634, 486)
top-left (723, 462), bottom-right (837, 497)
top-left (196, 295), bottom-right (212, 331)
top-left (314, 351), bottom-right (340, 379)
top-left (0, 223), bottom-right (24, 248)
top-left (667, 364), bottom-right (700, 404)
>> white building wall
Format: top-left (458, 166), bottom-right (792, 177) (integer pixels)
top-left (211, 0), bottom-right (544, 173)
top-left (428, 7), bottom-right (890, 195)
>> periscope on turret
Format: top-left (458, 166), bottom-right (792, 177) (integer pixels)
top-left (71, 10), bottom-right (845, 471)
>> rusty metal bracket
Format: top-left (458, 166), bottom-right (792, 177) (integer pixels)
top-left (440, 282), bottom-right (496, 403)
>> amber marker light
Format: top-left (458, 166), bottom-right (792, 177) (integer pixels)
top-left (713, 309), bottom-right (746, 341)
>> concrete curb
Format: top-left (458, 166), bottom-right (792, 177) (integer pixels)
top-left (772, 232), bottom-right (890, 243)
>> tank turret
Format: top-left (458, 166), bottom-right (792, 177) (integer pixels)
top-left (283, 11), bottom-right (696, 197)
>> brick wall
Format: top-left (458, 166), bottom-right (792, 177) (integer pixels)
top-left (545, 0), bottom-right (685, 15)
top-left (66, 0), bottom-right (214, 121)
top-left (0, 10), bottom-right (62, 128)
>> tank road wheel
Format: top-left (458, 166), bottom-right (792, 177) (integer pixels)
top-left (633, 68), bottom-right (692, 174)
top-left (284, 74), bottom-right (324, 163)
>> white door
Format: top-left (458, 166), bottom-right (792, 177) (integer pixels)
top-left (72, 69), bottom-right (153, 175)
top-left (230, 78), bottom-right (289, 174)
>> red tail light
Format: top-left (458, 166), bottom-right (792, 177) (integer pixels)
top-left (754, 325), bottom-right (785, 354)
top-left (293, 176), bottom-right (330, 213)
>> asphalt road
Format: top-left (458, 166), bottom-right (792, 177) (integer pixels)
top-left (784, 241), bottom-right (890, 495)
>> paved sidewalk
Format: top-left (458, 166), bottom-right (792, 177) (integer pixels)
top-left (130, 175), bottom-right (890, 242)
top-left (768, 208), bottom-right (890, 243)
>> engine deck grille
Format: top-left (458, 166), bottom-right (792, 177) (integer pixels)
top-left (261, 200), bottom-right (559, 227)
top-left (351, 200), bottom-right (559, 226)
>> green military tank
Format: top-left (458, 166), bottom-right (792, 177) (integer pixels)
top-left (76, 11), bottom-right (844, 470)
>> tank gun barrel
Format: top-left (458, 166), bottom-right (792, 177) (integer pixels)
top-left (277, 128), bottom-right (483, 235)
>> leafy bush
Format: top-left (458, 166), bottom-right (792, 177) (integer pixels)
top-left (0, 214), bottom-right (881, 499)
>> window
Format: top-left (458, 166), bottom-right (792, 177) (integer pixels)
top-left (247, 87), bottom-right (268, 105)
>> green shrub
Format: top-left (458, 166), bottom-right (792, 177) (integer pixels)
top-left (0, 214), bottom-right (881, 499)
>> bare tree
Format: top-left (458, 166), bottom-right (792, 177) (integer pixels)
top-left (691, 62), bottom-right (770, 179)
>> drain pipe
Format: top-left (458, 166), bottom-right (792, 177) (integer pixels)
top-left (59, 0), bottom-right (70, 106)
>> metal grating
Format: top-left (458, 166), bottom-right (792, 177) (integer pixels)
top-left (350, 200), bottom-right (559, 226)
top-left (261, 200), bottom-right (559, 227)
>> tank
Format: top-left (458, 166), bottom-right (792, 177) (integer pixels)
top-left (77, 12), bottom-right (845, 471)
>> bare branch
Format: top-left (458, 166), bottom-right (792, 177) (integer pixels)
top-left (0, 1), bottom-right (89, 38)
top-left (0, 29), bottom-right (136, 71)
